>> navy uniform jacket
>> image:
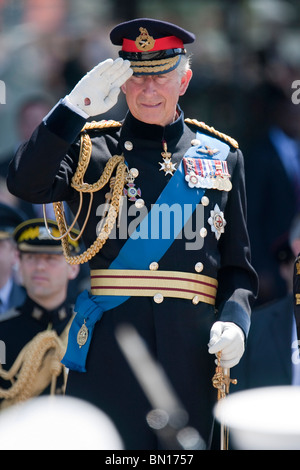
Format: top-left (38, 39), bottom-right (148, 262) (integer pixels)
top-left (7, 101), bottom-right (258, 449)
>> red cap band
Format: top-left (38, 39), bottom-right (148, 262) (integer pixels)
top-left (122, 36), bottom-right (184, 53)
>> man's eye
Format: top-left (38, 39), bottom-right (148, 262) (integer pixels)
top-left (155, 75), bottom-right (167, 82)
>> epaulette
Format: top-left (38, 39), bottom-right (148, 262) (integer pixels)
top-left (185, 118), bottom-right (239, 149)
top-left (0, 307), bottom-right (20, 323)
top-left (81, 120), bottom-right (122, 133)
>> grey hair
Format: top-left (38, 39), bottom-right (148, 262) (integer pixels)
top-left (176, 54), bottom-right (192, 77)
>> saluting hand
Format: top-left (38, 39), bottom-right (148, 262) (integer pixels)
top-left (66, 58), bottom-right (133, 116)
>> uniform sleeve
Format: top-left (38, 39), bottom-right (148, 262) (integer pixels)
top-left (215, 148), bottom-right (258, 337)
top-left (7, 100), bottom-right (87, 204)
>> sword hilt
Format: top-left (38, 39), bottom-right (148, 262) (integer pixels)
top-left (212, 352), bottom-right (237, 450)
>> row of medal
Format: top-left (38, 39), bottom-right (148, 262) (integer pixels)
top-left (101, 165), bottom-right (227, 240)
top-left (183, 157), bottom-right (232, 192)
top-left (122, 157), bottom-right (232, 211)
top-left (122, 168), bottom-right (227, 241)
top-left (121, 160), bottom-right (232, 214)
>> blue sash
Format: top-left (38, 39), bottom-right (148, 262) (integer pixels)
top-left (62, 132), bottom-right (230, 372)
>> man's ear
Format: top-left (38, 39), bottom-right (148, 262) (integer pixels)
top-left (179, 69), bottom-right (193, 96)
top-left (68, 264), bottom-right (80, 281)
top-left (121, 83), bottom-right (127, 95)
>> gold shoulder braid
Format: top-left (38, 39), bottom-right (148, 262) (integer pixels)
top-left (184, 118), bottom-right (239, 149)
top-left (0, 322), bottom-right (71, 409)
top-left (45, 120), bottom-right (128, 265)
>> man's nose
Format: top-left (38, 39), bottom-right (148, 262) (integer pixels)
top-left (34, 256), bottom-right (48, 269)
top-left (142, 76), bottom-right (156, 93)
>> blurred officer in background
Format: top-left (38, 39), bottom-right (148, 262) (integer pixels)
top-left (0, 202), bottom-right (26, 319)
top-left (0, 219), bottom-right (79, 408)
top-left (233, 214), bottom-right (300, 390)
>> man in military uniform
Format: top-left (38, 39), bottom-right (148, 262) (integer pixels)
top-left (0, 219), bottom-right (79, 406)
top-left (0, 203), bottom-right (26, 319)
top-left (7, 19), bottom-right (258, 449)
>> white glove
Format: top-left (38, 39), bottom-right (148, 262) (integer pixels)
top-left (208, 321), bottom-right (245, 368)
top-left (66, 58), bottom-right (133, 117)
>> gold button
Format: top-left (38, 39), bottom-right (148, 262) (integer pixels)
top-left (135, 198), bottom-right (145, 209)
top-left (192, 295), bottom-right (200, 305)
top-left (149, 262), bottom-right (159, 271)
top-left (195, 262), bottom-right (204, 273)
top-left (153, 293), bottom-right (164, 304)
top-left (130, 168), bottom-right (139, 178)
top-left (124, 141), bottom-right (133, 151)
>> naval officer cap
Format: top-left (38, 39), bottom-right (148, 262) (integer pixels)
top-left (110, 18), bottom-right (195, 75)
top-left (0, 202), bottom-right (26, 241)
top-left (13, 218), bottom-right (80, 255)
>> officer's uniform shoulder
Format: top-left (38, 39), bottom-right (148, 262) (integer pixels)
top-left (81, 119), bottom-right (122, 135)
top-left (184, 118), bottom-right (239, 150)
top-left (0, 307), bottom-right (21, 323)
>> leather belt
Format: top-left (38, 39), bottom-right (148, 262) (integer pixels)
top-left (90, 269), bottom-right (218, 306)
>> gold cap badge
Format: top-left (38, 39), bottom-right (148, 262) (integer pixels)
top-left (135, 27), bottom-right (155, 51)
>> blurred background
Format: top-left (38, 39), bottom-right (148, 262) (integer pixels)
top-left (0, 0), bottom-right (300, 306)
